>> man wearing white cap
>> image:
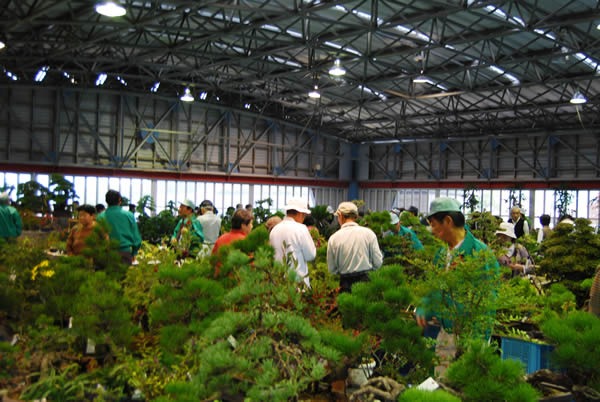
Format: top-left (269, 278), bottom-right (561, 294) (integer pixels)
top-left (171, 199), bottom-right (204, 258)
top-left (0, 192), bottom-right (21, 241)
top-left (327, 202), bottom-right (383, 293)
top-left (269, 198), bottom-right (316, 287)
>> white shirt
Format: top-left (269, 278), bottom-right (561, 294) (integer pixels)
top-left (269, 216), bottom-right (316, 287)
top-left (197, 211), bottom-right (221, 244)
top-left (327, 221), bottom-right (383, 276)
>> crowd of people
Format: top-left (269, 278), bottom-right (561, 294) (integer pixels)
top-left (1, 188), bottom-right (599, 335)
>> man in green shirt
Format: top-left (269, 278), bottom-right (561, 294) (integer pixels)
top-left (0, 192), bottom-right (22, 241)
top-left (171, 199), bottom-right (204, 258)
top-left (97, 190), bottom-right (142, 265)
top-left (416, 197), bottom-right (499, 332)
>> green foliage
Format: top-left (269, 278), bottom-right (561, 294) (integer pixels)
top-left (20, 363), bottom-right (91, 401)
top-left (252, 198), bottom-right (276, 225)
top-left (554, 186), bottom-right (574, 218)
top-left (0, 341), bottom-right (17, 379)
top-left (73, 271), bottom-right (139, 346)
top-left (48, 173), bottom-right (78, 209)
top-left (397, 388), bottom-right (461, 402)
top-left (337, 265), bottom-right (435, 377)
top-left (0, 237), bottom-right (49, 327)
top-left (462, 186), bottom-right (480, 213)
top-left (136, 195), bottom-right (156, 217)
top-left (541, 311), bottom-right (600, 389)
top-left (81, 220), bottom-right (127, 279)
top-left (537, 218), bottom-right (600, 306)
top-left (445, 340), bottom-right (540, 402)
top-left (416, 249), bottom-right (501, 352)
top-left (466, 211), bottom-right (501, 251)
top-left (17, 180), bottom-right (50, 213)
top-left (138, 210), bottom-right (177, 243)
top-left (33, 257), bottom-right (90, 326)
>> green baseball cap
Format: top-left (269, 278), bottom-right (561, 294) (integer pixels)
top-left (427, 197), bottom-right (462, 218)
top-left (180, 199), bottom-right (196, 209)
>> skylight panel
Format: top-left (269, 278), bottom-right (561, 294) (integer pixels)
top-left (484, 5), bottom-right (525, 27)
top-left (261, 24), bottom-right (281, 32)
top-left (199, 91), bottom-right (208, 100)
top-left (34, 66), bottom-right (49, 82)
top-left (150, 82), bottom-right (160, 92)
top-left (6, 70), bottom-right (17, 81)
top-left (95, 73), bottom-right (107, 86)
top-left (488, 65), bottom-right (520, 85)
top-left (268, 56), bottom-right (302, 68)
top-left (358, 84), bottom-right (387, 101)
top-left (575, 53), bottom-right (600, 72)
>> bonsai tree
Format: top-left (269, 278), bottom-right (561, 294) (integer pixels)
top-left (136, 195), bottom-right (156, 217)
top-left (16, 180), bottom-right (50, 213)
top-left (444, 340), bottom-right (540, 401)
top-left (48, 174), bottom-right (78, 217)
top-left (537, 218), bottom-right (600, 306)
top-left (541, 310), bottom-right (600, 391)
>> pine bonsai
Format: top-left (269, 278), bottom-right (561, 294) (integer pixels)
top-left (337, 264), bottom-right (435, 381)
top-left (537, 218), bottom-right (600, 306)
top-left (541, 310), bottom-right (600, 390)
top-left (444, 340), bottom-right (540, 402)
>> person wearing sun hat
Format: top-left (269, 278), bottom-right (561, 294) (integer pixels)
top-left (416, 197), bottom-right (499, 331)
top-left (0, 191), bottom-right (21, 241)
top-left (327, 201), bottom-right (383, 293)
top-left (171, 199), bottom-right (204, 258)
top-left (269, 198), bottom-right (316, 288)
top-left (496, 221), bottom-right (532, 275)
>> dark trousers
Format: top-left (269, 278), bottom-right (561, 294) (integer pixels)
top-left (118, 251), bottom-right (133, 266)
top-left (339, 271), bottom-right (371, 294)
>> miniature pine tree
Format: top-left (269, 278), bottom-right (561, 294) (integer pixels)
top-left (541, 310), bottom-right (600, 389)
top-left (73, 271), bottom-right (139, 347)
top-left (537, 218), bottom-right (600, 306)
top-left (445, 340), bottom-right (540, 402)
top-left (337, 264), bottom-right (435, 376)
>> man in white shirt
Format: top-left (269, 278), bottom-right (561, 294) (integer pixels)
top-left (327, 202), bottom-right (383, 293)
top-left (269, 198), bottom-right (316, 288)
top-left (197, 200), bottom-right (222, 245)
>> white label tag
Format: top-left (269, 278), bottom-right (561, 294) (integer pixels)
top-left (417, 377), bottom-right (440, 391)
top-left (86, 338), bottom-right (96, 354)
top-left (227, 335), bottom-right (237, 349)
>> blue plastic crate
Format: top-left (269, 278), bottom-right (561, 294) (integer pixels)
top-left (500, 336), bottom-right (557, 374)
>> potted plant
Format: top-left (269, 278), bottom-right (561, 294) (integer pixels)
top-left (48, 174), bottom-right (78, 219)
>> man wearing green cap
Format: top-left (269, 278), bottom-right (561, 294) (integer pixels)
top-left (416, 197), bottom-right (499, 333)
top-left (171, 199), bottom-right (204, 258)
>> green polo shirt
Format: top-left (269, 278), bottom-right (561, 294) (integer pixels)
top-left (171, 215), bottom-right (204, 257)
top-left (0, 204), bottom-right (22, 239)
top-left (398, 225), bottom-right (423, 250)
top-left (97, 206), bottom-right (142, 255)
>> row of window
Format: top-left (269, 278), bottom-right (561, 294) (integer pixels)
top-left (1, 172), bottom-right (598, 230)
top-left (0, 172), bottom-right (314, 215)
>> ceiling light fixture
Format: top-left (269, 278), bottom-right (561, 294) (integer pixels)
top-left (0, 41), bottom-right (5, 50)
top-left (570, 91), bottom-right (587, 104)
top-left (180, 87), bottom-right (194, 102)
top-left (328, 58), bottom-right (346, 76)
top-left (95, 1), bottom-right (126, 17)
top-left (308, 85), bottom-right (321, 99)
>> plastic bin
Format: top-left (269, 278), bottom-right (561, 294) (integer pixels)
top-left (500, 336), bottom-right (558, 374)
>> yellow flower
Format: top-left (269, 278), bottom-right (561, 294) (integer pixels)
top-left (31, 260), bottom-right (51, 280)
top-left (40, 270), bottom-right (55, 278)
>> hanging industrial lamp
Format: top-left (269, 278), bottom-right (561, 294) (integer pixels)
top-left (180, 87), bottom-right (194, 102)
top-left (328, 59), bottom-right (346, 76)
top-left (95, 1), bottom-right (126, 17)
